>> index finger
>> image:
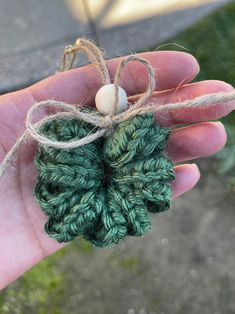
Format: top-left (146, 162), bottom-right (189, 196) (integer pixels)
top-left (29, 51), bottom-right (199, 106)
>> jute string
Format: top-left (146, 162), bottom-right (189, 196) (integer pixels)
top-left (0, 37), bottom-right (235, 182)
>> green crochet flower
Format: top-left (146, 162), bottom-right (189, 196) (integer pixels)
top-left (34, 112), bottom-right (175, 247)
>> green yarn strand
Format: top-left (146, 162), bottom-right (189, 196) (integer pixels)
top-left (34, 112), bottom-right (175, 247)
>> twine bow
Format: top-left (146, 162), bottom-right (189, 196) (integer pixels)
top-left (0, 38), bottom-right (235, 182)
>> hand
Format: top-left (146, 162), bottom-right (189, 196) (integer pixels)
top-left (0, 51), bottom-right (234, 290)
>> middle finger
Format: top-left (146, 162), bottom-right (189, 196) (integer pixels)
top-left (130, 80), bottom-right (234, 126)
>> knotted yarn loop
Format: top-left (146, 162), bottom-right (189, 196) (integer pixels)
top-left (102, 114), bottom-right (115, 129)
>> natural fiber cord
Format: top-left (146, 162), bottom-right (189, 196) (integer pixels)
top-left (34, 112), bottom-right (175, 247)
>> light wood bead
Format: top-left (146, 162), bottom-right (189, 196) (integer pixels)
top-left (95, 84), bottom-right (128, 115)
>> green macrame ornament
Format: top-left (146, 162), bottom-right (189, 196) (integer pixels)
top-left (34, 111), bottom-right (175, 247)
top-left (31, 38), bottom-right (176, 247)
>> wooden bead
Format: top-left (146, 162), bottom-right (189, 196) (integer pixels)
top-left (95, 84), bottom-right (128, 115)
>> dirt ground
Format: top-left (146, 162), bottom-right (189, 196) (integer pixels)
top-left (56, 159), bottom-right (235, 314)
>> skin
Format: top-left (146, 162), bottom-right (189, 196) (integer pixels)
top-left (0, 51), bottom-right (234, 290)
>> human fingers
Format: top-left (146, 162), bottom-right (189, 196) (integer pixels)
top-left (29, 51), bottom-right (199, 105)
top-left (172, 164), bottom-right (200, 199)
top-left (139, 80), bottom-right (235, 126)
top-left (167, 122), bottom-right (227, 163)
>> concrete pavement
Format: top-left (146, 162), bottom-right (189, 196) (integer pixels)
top-left (0, 0), bottom-right (232, 93)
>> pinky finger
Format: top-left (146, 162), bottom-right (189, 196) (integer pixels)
top-left (172, 164), bottom-right (200, 199)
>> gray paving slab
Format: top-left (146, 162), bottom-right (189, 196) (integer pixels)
top-left (0, 0), bottom-right (89, 57)
top-left (59, 160), bottom-right (235, 314)
top-left (0, 0), bottom-right (232, 93)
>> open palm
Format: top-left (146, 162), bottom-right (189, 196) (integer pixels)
top-left (0, 51), bottom-right (234, 290)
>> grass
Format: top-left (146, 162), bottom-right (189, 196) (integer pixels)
top-left (0, 248), bottom-right (67, 314)
top-left (1, 1), bottom-right (235, 313)
top-left (0, 239), bottom-right (95, 313)
top-left (155, 1), bottom-right (235, 175)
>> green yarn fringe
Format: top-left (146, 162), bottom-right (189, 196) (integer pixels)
top-left (34, 112), bottom-right (175, 247)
